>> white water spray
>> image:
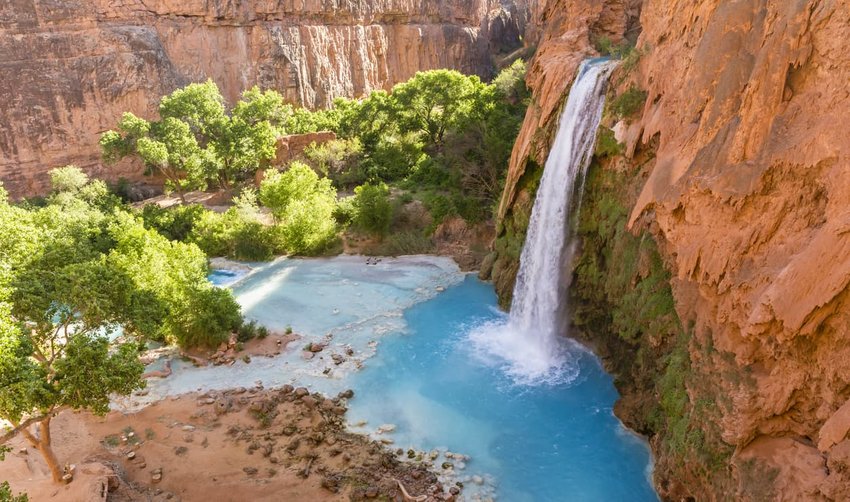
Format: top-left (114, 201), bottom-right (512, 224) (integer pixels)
top-left (469, 59), bottom-right (617, 385)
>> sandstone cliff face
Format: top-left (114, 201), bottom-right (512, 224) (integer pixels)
top-left (0, 0), bottom-right (525, 197)
top-left (495, 0), bottom-right (850, 499)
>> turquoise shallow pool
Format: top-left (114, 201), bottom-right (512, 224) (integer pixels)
top-left (345, 274), bottom-right (658, 502)
top-left (140, 256), bottom-right (657, 501)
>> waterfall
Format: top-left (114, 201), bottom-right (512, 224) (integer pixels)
top-left (469, 59), bottom-right (617, 385)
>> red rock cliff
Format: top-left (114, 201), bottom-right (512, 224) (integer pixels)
top-left (0, 0), bottom-right (525, 197)
top-left (496, 0), bottom-right (850, 499)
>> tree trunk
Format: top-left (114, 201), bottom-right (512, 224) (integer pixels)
top-left (21, 417), bottom-right (63, 483)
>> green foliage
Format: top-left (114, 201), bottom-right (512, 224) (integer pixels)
top-left (593, 36), bottom-right (645, 79)
top-left (571, 162), bottom-right (733, 485)
top-left (304, 138), bottom-right (365, 187)
top-left (0, 481), bottom-right (28, 502)
top-left (102, 81), bottom-right (287, 195)
top-left (389, 70), bottom-right (485, 147)
top-left (595, 127), bottom-right (624, 158)
top-left (251, 63), bottom-right (529, 238)
top-left (593, 36), bottom-right (635, 59)
top-left (140, 203), bottom-right (205, 241)
top-left (188, 206), bottom-right (278, 261)
top-left (47, 166), bottom-right (121, 211)
top-left (352, 183), bottom-right (393, 236)
top-left (374, 231), bottom-right (435, 256)
top-left (49, 165), bottom-right (89, 194)
top-left (258, 163), bottom-right (338, 254)
top-left (608, 86), bottom-right (647, 121)
top-left (333, 196), bottom-right (356, 226)
top-left (281, 106), bottom-right (340, 135)
top-left (238, 320), bottom-right (269, 342)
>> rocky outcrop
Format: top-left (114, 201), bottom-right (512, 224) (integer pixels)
top-left (494, 0), bottom-right (850, 499)
top-left (0, 0), bottom-right (527, 197)
top-left (273, 131), bottom-right (337, 167)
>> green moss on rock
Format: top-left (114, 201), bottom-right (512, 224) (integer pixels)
top-left (571, 160), bottom-right (733, 496)
top-left (488, 157), bottom-right (543, 309)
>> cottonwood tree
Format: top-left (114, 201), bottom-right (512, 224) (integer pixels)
top-left (389, 69), bottom-right (485, 148)
top-left (352, 182), bottom-right (393, 236)
top-left (0, 186), bottom-right (144, 482)
top-left (259, 162), bottom-right (338, 254)
top-left (0, 170), bottom-right (242, 482)
top-left (101, 81), bottom-right (287, 198)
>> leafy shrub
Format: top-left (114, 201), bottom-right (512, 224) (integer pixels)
top-left (352, 183), bottom-right (393, 236)
top-left (189, 208), bottom-right (278, 261)
top-left (422, 193), bottom-right (457, 226)
top-left (0, 481), bottom-right (28, 502)
top-left (258, 162), bottom-right (338, 254)
top-left (170, 285), bottom-right (242, 348)
top-left (50, 165), bottom-right (90, 193)
top-left (140, 203), bottom-right (205, 241)
top-left (609, 86), bottom-right (647, 120)
top-left (375, 231), bottom-right (435, 256)
top-left (304, 138), bottom-right (364, 187)
top-left (366, 132), bottom-right (426, 182)
top-left (237, 319), bottom-right (266, 343)
top-left (333, 195), bottom-right (356, 225)
top-left (595, 127), bottom-right (624, 158)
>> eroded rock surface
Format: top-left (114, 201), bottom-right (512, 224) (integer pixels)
top-left (495, 0), bottom-right (850, 499)
top-left (1, 0), bottom-right (526, 197)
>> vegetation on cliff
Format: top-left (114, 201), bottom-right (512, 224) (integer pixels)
top-left (571, 159), bottom-right (732, 493)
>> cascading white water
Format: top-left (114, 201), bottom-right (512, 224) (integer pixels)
top-left (469, 59), bottom-right (617, 385)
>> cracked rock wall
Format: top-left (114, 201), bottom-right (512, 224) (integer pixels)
top-left (0, 0), bottom-right (525, 196)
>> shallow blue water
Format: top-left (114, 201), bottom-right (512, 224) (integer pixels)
top-left (346, 275), bottom-right (658, 502)
top-left (142, 257), bottom-right (656, 501)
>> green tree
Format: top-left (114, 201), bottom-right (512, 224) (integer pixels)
top-left (258, 162), bottom-right (338, 254)
top-left (303, 138), bottom-right (364, 187)
top-left (100, 112), bottom-right (215, 202)
top-left (47, 166), bottom-right (120, 211)
top-left (212, 87), bottom-right (285, 186)
top-left (0, 189), bottom-right (145, 483)
top-left (0, 173), bottom-right (243, 482)
top-left (389, 70), bottom-right (485, 147)
top-left (352, 182), bottom-right (393, 236)
top-left (101, 81), bottom-right (287, 196)
top-left (188, 189), bottom-right (279, 261)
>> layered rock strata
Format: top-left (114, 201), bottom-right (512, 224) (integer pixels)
top-left (492, 0), bottom-right (850, 499)
top-left (0, 0), bottom-right (526, 196)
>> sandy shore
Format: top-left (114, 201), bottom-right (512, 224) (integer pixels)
top-left (1, 386), bottom-right (455, 501)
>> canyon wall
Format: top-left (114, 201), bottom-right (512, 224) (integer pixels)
top-left (0, 0), bottom-right (525, 197)
top-left (491, 0), bottom-right (850, 499)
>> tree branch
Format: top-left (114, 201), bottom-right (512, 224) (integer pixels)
top-left (0, 415), bottom-right (46, 445)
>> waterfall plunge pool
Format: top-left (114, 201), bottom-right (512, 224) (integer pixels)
top-left (136, 256), bottom-right (658, 501)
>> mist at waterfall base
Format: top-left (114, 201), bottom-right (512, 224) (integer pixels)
top-left (470, 59), bottom-right (617, 387)
top-left (204, 259), bottom-right (658, 501)
top-left (150, 58), bottom-right (659, 500)
top-left (348, 275), bottom-right (658, 501)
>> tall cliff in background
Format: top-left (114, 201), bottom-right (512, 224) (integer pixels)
top-left (490, 0), bottom-right (850, 499)
top-left (0, 0), bottom-right (525, 197)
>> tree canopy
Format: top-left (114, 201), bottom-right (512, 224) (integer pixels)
top-left (101, 81), bottom-right (287, 199)
top-left (0, 167), bottom-right (243, 482)
top-left (259, 162), bottom-right (338, 254)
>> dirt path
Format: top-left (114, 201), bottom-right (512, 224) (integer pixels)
top-left (1, 387), bottom-right (453, 502)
